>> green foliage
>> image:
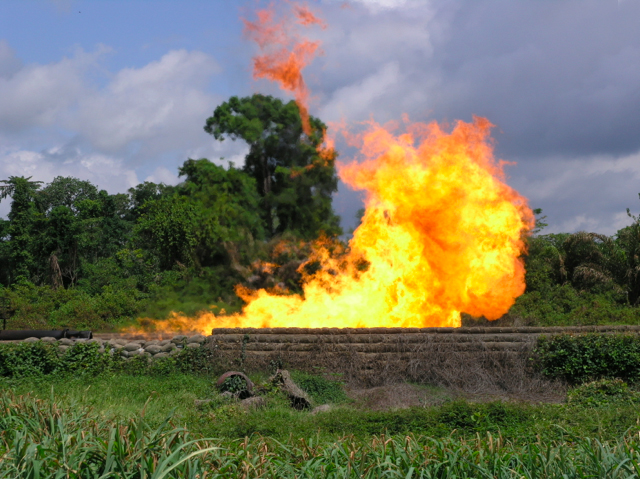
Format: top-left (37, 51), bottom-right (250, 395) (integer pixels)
top-left (568, 378), bottom-right (639, 407)
top-left (178, 158), bottom-right (265, 245)
top-left (174, 344), bottom-right (218, 375)
top-left (290, 370), bottom-right (348, 404)
top-left (0, 176), bottom-right (43, 282)
top-left (0, 341), bottom-right (60, 378)
top-left (534, 333), bottom-right (640, 383)
top-left (509, 200), bottom-right (640, 326)
top-left (56, 341), bottom-right (114, 376)
top-left (36, 176), bottom-right (99, 213)
top-left (8, 389), bottom-right (640, 479)
top-left (220, 375), bottom-right (248, 394)
top-left (134, 193), bottom-right (200, 269)
top-left (0, 371), bottom-right (633, 442)
top-left (127, 180), bottom-right (174, 220)
top-left (4, 280), bottom-right (146, 330)
top-left (139, 267), bottom-right (243, 320)
top-left (524, 232), bottom-right (624, 297)
top-left (618, 201), bottom-right (640, 305)
top-left (0, 392), bottom-right (217, 478)
top-left (436, 400), bottom-right (530, 432)
top-left (0, 342), bottom-right (121, 379)
top-left (0, 341), bottom-right (214, 379)
top-left (205, 94), bottom-right (342, 238)
top-left (508, 284), bottom-right (639, 327)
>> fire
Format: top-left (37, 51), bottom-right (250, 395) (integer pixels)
top-left (133, 117), bottom-right (533, 334)
top-left (243, 3), bottom-right (324, 135)
top-left (128, 2), bottom-right (534, 334)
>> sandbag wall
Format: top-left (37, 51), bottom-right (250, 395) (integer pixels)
top-left (210, 325), bottom-right (640, 387)
top-left (3, 334), bottom-right (209, 360)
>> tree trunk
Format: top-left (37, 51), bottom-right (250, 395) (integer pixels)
top-left (262, 154), bottom-right (274, 236)
top-left (49, 253), bottom-right (63, 290)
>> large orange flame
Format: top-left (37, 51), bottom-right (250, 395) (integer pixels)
top-left (243, 3), bottom-right (324, 135)
top-left (127, 2), bottom-right (533, 334)
top-left (133, 117), bottom-right (533, 334)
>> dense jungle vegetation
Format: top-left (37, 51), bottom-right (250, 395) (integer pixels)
top-left (0, 93), bottom-right (639, 331)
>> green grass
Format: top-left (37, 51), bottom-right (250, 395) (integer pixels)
top-left (5, 372), bottom-right (640, 477)
top-left (4, 389), bottom-right (640, 477)
top-left (4, 372), bottom-right (640, 445)
top-left (1, 373), bottom-right (213, 428)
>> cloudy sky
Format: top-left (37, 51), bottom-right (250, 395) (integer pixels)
top-left (1, 0), bottom-right (639, 234)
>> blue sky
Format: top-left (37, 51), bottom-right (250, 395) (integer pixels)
top-left (1, 0), bottom-right (640, 234)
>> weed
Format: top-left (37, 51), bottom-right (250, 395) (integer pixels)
top-left (220, 375), bottom-right (248, 394)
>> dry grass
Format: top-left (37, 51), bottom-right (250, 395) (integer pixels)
top-left (208, 333), bottom-right (567, 402)
top-left (347, 383), bottom-right (453, 410)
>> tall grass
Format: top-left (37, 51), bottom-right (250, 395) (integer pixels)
top-left (3, 391), bottom-right (640, 478)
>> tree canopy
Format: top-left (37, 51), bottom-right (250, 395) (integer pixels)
top-left (204, 94), bottom-right (342, 238)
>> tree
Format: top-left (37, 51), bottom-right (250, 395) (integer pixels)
top-left (179, 159), bottom-right (264, 238)
top-left (44, 206), bottom-right (81, 288)
top-left (0, 218), bottom-right (10, 286)
top-left (0, 177), bottom-right (43, 283)
top-left (615, 198), bottom-right (640, 305)
top-left (127, 181), bottom-right (174, 220)
top-left (36, 176), bottom-right (99, 214)
top-left (204, 94), bottom-right (342, 238)
top-left (134, 194), bottom-right (199, 270)
top-left (134, 159), bottom-right (264, 271)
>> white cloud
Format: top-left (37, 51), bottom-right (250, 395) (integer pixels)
top-left (75, 49), bottom-right (220, 156)
top-left (0, 42), bottom-right (227, 212)
top-left (0, 45), bottom-right (105, 131)
top-left (311, 1), bottom-right (436, 126)
top-left (145, 166), bottom-right (180, 185)
top-left (0, 147), bottom-right (139, 195)
top-left (320, 62), bottom-right (401, 122)
top-left (507, 150), bottom-right (640, 235)
top-left (0, 40), bottom-right (22, 79)
top-left (340, 0), bottom-right (428, 13)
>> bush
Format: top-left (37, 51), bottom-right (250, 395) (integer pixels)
top-left (0, 341), bottom-right (215, 379)
top-left (508, 285), bottom-right (639, 327)
top-left (0, 341), bottom-right (60, 378)
top-left (3, 280), bottom-right (147, 331)
top-left (290, 370), bottom-right (348, 404)
top-left (568, 378), bottom-right (639, 407)
top-left (534, 333), bottom-right (640, 383)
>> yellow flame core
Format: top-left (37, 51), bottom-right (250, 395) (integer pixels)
top-left (135, 117), bottom-right (533, 334)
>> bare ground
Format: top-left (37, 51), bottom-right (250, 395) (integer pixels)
top-left (345, 380), bottom-right (566, 411)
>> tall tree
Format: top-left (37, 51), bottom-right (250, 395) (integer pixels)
top-left (204, 94), bottom-right (342, 238)
top-left (616, 199), bottom-right (640, 305)
top-left (0, 177), bottom-right (43, 283)
top-left (44, 206), bottom-right (81, 288)
top-left (36, 176), bottom-right (99, 214)
top-left (127, 181), bottom-right (174, 220)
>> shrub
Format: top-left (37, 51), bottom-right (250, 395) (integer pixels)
top-left (3, 281), bottom-right (147, 331)
top-left (0, 341), bottom-right (60, 378)
top-left (534, 333), bottom-right (640, 383)
top-left (290, 370), bottom-right (348, 404)
top-left (220, 375), bottom-right (248, 394)
top-left (0, 341), bottom-right (214, 379)
top-left (568, 378), bottom-right (639, 407)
